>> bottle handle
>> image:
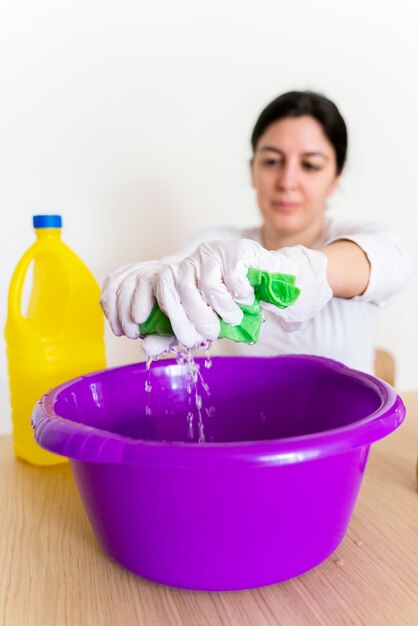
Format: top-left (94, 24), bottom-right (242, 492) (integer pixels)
top-left (7, 245), bottom-right (38, 332)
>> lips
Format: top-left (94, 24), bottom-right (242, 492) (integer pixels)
top-left (271, 201), bottom-right (300, 212)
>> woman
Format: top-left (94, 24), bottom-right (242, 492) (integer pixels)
top-left (101, 91), bottom-right (411, 373)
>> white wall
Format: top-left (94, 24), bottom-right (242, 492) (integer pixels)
top-left (1, 0), bottom-right (417, 433)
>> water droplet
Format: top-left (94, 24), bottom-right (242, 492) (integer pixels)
top-left (145, 357), bottom-right (153, 394)
top-left (187, 411), bottom-right (194, 439)
top-left (203, 340), bottom-right (213, 369)
top-left (200, 379), bottom-right (211, 396)
top-left (198, 421), bottom-right (205, 444)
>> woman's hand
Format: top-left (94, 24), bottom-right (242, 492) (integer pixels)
top-left (100, 260), bottom-right (168, 339)
top-left (154, 239), bottom-right (333, 344)
top-left (100, 240), bottom-right (333, 356)
top-left (99, 260), bottom-right (192, 357)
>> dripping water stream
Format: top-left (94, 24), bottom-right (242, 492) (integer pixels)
top-left (144, 341), bottom-right (213, 443)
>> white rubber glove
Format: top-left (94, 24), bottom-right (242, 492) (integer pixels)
top-left (154, 239), bottom-right (333, 344)
top-left (258, 246), bottom-right (333, 331)
top-left (141, 334), bottom-right (178, 358)
top-left (100, 260), bottom-right (168, 340)
top-left (100, 261), bottom-right (200, 356)
top-left (100, 240), bottom-right (333, 356)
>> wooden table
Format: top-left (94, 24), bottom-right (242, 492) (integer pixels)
top-left (1, 392), bottom-right (417, 626)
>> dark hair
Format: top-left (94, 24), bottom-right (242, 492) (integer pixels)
top-left (251, 91), bottom-right (348, 175)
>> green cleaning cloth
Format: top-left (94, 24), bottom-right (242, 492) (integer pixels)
top-left (138, 267), bottom-right (301, 344)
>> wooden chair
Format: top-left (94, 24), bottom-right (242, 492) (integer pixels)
top-left (374, 349), bottom-right (395, 387)
top-left (374, 351), bottom-right (418, 486)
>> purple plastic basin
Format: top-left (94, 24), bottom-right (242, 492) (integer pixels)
top-left (32, 355), bottom-right (405, 591)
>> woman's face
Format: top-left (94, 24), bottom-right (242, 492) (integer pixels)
top-left (251, 115), bottom-right (339, 241)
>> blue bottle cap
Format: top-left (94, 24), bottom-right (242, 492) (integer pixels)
top-left (33, 215), bottom-right (62, 229)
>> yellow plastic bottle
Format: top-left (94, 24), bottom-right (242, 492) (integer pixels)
top-left (5, 214), bottom-right (106, 465)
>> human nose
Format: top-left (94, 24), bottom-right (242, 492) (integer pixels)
top-left (276, 162), bottom-right (298, 191)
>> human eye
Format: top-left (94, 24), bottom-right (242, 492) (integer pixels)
top-left (302, 161), bottom-right (321, 172)
top-left (261, 157), bottom-right (282, 167)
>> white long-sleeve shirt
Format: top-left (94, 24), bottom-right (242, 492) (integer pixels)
top-left (164, 216), bottom-right (411, 374)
